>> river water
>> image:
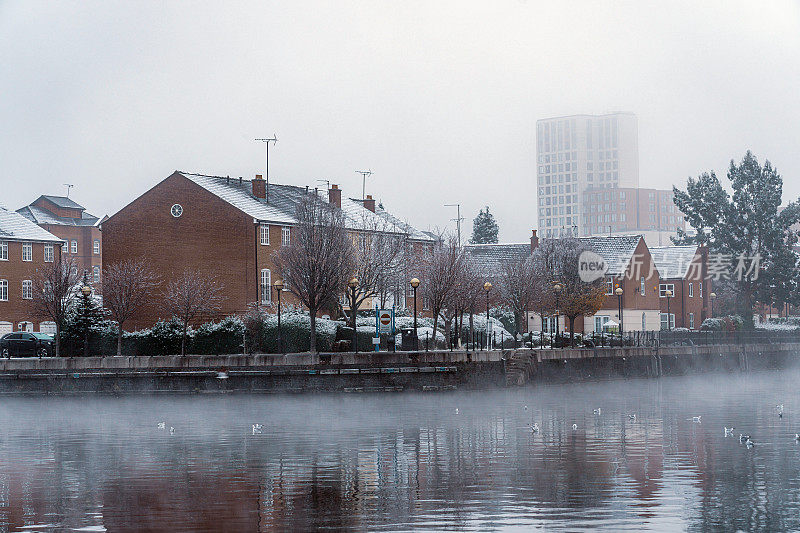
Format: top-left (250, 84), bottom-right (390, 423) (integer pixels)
top-left (1, 369), bottom-right (799, 532)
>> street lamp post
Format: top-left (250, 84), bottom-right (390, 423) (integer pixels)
top-left (273, 279), bottom-right (284, 354)
top-left (80, 274), bottom-right (92, 358)
top-left (553, 282), bottom-right (563, 348)
top-left (665, 289), bottom-right (673, 330)
top-left (615, 286), bottom-right (624, 335)
top-left (349, 277), bottom-right (359, 352)
top-left (484, 282), bottom-right (492, 349)
top-left (410, 278), bottom-right (420, 351)
top-left (710, 292), bottom-right (717, 318)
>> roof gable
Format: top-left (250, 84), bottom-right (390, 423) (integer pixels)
top-left (650, 245), bottom-right (700, 279)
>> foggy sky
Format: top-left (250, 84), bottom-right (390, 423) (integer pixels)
top-left (1, 1), bottom-right (798, 241)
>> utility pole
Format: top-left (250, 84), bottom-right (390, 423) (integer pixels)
top-left (355, 169), bottom-right (373, 200)
top-left (64, 184), bottom-right (74, 198)
top-left (444, 203), bottom-right (464, 246)
top-left (255, 135), bottom-right (277, 203)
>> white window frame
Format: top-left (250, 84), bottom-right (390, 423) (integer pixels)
top-left (660, 313), bottom-right (675, 330)
top-left (0, 241), bottom-right (7, 261)
top-left (260, 269), bottom-right (271, 304)
top-left (21, 280), bottom-right (32, 300)
top-left (659, 283), bottom-right (675, 298)
top-left (699, 282), bottom-right (703, 297)
top-left (93, 240), bottom-right (100, 255)
top-left (688, 282), bottom-right (694, 297)
top-left (22, 242), bottom-right (32, 262)
top-left (71, 240), bottom-right (77, 254)
top-left (606, 280), bottom-right (613, 295)
top-left (260, 224), bottom-right (270, 245)
top-left (44, 243), bottom-right (54, 262)
top-left (689, 313), bottom-right (695, 329)
top-left (640, 276), bottom-right (645, 296)
top-left (594, 315), bottom-right (610, 333)
top-left (93, 266), bottom-right (100, 282)
top-left (281, 227), bottom-right (291, 247)
top-left (0, 280), bottom-right (7, 301)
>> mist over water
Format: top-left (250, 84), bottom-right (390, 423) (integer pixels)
top-left (1, 370), bottom-right (799, 531)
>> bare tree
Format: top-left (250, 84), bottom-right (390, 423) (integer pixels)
top-left (275, 193), bottom-right (352, 352)
top-left (29, 256), bottom-right (80, 357)
top-left (534, 238), bottom-right (606, 345)
top-left (163, 270), bottom-right (224, 355)
top-left (421, 236), bottom-right (465, 347)
top-left (498, 255), bottom-right (537, 335)
top-left (102, 258), bottom-right (160, 356)
top-left (344, 215), bottom-right (406, 326)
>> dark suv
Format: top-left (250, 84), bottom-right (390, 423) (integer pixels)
top-left (0, 332), bottom-right (54, 358)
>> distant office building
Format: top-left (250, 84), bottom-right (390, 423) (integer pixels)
top-left (536, 112), bottom-right (639, 238)
top-left (581, 186), bottom-right (686, 247)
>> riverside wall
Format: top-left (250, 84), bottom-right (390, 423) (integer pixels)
top-left (0, 343), bottom-right (798, 394)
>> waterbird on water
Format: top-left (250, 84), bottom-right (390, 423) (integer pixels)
top-left (572, 424), bottom-right (578, 430)
top-left (746, 438), bottom-right (755, 448)
top-left (157, 422), bottom-right (165, 430)
top-left (739, 434), bottom-right (751, 443)
top-left (692, 416), bottom-right (702, 423)
top-left (252, 424), bottom-right (263, 435)
top-left (724, 427), bottom-right (735, 437)
top-left (529, 423), bottom-right (539, 433)
top-left (593, 408), bottom-right (602, 415)
top-left (455, 408), bottom-right (459, 415)
top-left (169, 427), bottom-right (175, 435)
top-left (795, 433), bottom-right (799, 441)
top-left (628, 414), bottom-right (637, 420)
top-left (523, 405), bottom-right (528, 411)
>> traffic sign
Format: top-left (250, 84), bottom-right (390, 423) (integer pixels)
top-left (378, 309), bottom-right (393, 334)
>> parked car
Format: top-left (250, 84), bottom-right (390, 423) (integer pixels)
top-left (0, 332), bottom-right (54, 358)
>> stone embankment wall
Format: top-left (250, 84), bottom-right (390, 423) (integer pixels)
top-left (0, 343), bottom-right (796, 394)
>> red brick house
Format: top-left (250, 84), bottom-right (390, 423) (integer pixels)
top-left (17, 196), bottom-right (104, 284)
top-left (0, 206), bottom-right (64, 333)
top-left (102, 171), bottom-right (434, 330)
top-left (650, 245), bottom-right (710, 330)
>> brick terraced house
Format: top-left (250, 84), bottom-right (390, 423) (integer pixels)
top-left (0, 206), bottom-right (64, 333)
top-left (650, 245), bottom-right (710, 330)
top-left (17, 195), bottom-right (104, 283)
top-left (102, 171), bottom-right (435, 330)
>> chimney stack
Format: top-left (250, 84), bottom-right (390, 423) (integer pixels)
top-left (252, 174), bottom-right (266, 200)
top-left (328, 184), bottom-right (341, 208)
top-left (363, 194), bottom-right (376, 213)
top-left (530, 229), bottom-right (539, 254)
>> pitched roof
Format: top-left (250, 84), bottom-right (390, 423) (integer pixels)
top-left (649, 245), bottom-right (700, 279)
top-left (465, 243), bottom-right (531, 276)
top-left (0, 207), bottom-right (64, 243)
top-left (40, 195), bottom-right (84, 209)
top-left (17, 205), bottom-right (101, 227)
top-left (577, 235), bottom-right (643, 276)
top-left (371, 204), bottom-right (435, 242)
top-left (178, 172), bottom-right (427, 238)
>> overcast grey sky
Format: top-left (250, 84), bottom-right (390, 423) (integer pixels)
top-left (1, 1), bottom-right (798, 241)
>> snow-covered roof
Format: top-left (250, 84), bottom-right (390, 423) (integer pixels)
top-left (40, 195), bottom-right (83, 209)
top-left (578, 235), bottom-right (643, 276)
top-left (0, 207), bottom-right (64, 243)
top-left (17, 204), bottom-right (101, 227)
top-left (465, 243), bottom-right (531, 276)
top-left (650, 245), bottom-right (700, 279)
top-left (178, 172), bottom-right (425, 237)
top-left (372, 203), bottom-right (435, 242)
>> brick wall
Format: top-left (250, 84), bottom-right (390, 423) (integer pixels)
top-left (0, 240), bottom-right (63, 332)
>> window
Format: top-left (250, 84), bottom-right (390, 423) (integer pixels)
top-left (170, 204), bottom-right (183, 218)
top-left (22, 280), bottom-right (32, 300)
top-left (93, 266), bottom-right (100, 282)
top-left (422, 296), bottom-right (431, 310)
top-left (0, 280), bottom-right (7, 301)
top-left (659, 283), bottom-right (675, 297)
top-left (606, 280), bottom-right (613, 295)
top-left (71, 240), bottom-right (77, 254)
top-left (594, 315), bottom-right (610, 332)
top-left (259, 224), bottom-right (270, 245)
top-left (260, 269), bottom-right (271, 304)
top-left (699, 282), bottom-right (703, 297)
top-left (0, 241), bottom-right (7, 261)
top-left (22, 243), bottom-right (32, 262)
top-left (689, 313), bottom-right (695, 329)
top-left (688, 283), bottom-right (694, 297)
top-left (640, 277), bottom-right (646, 296)
top-left (93, 240), bottom-right (100, 255)
top-left (660, 313), bottom-right (675, 330)
top-left (281, 227), bottom-right (291, 246)
top-left (44, 244), bottom-right (54, 262)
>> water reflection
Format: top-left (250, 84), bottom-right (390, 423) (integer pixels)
top-left (0, 369), bottom-right (799, 531)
